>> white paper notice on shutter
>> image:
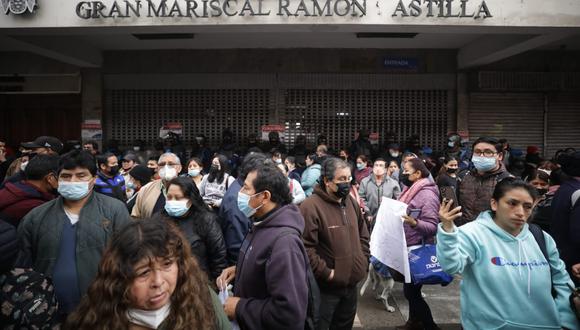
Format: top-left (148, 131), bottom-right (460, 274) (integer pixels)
top-left (370, 197), bottom-right (411, 283)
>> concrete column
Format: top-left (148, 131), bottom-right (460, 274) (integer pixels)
top-left (81, 68), bottom-right (103, 145)
top-left (456, 73), bottom-right (469, 138)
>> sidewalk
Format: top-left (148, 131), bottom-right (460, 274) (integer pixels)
top-left (355, 279), bottom-right (461, 329)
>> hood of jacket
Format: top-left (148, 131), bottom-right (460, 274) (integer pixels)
top-left (312, 184), bottom-right (344, 205)
top-left (0, 181), bottom-right (50, 208)
top-left (255, 203), bottom-right (304, 234)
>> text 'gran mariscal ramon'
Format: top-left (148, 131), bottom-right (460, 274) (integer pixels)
top-left (75, 0), bottom-right (367, 18)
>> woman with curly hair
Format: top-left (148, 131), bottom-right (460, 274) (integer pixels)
top-left (64, 217), bottom-right (230, 330)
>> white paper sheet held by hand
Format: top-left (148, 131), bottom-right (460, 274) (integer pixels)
top-left (370, 197), bottom-right (411, 283)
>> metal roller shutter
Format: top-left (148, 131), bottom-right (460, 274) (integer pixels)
top-left (546, 93), bottom-right (580, 158)
top-left (468, 93), bottom-right (545, 152)
top-left (106, 89), bottom-right (272, 146)
top-left (104, 73), bottom-right (454, 152)
top-left (283, 89), bottom-right (449, 152)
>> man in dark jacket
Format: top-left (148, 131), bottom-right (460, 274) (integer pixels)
top-left (0, 154), bottom-right (59, 227)
top-left (457, 137), bottom-right (512, 225)
top-left (551, 151), bottom-right (580, 285)
top-left (217, 163), bottom-right (308, 330)
top-left (218, 152), bottom-right (267, 265)
top-left (17, 150), bottom-right (131, 317)
top-left (94, 152), bottom-right (126, 202)
top-left (300, 157), bottom-right (370, 330)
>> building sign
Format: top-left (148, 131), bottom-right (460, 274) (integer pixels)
top-left (1, 0), bottom-right (36, 14)
top-left (384, 57), bottom-right (419, 71)
top-left (73, 0), bottom-right (491, 19)
top-left (3, 0), bottom-right (580, 28)
top-left (392, 0), bottom-right (491, 18)
top-left (75, 0), bottom-right (367, 18)
top-left (261, 124), bottom-right (285, 142)
top-left (159, 122), bottom-right (183, 138)
top-left (81, 119), bottom-right (103, 141)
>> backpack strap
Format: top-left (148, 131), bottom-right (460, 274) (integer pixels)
top-left (529, 223), bottom-right (557, 298)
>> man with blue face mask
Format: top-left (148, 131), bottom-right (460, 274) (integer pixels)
top-left (17, 150), bottom-right (130, 318)
top-left (216, 162), bottom-right (309, 330)
top-left (457, 137), bottom-right (512, 226)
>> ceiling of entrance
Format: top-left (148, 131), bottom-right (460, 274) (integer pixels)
top-left (1, 26), bottom-right (579, 68)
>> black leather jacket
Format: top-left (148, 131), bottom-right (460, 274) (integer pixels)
top-left (167, 210), bottom-right (228, 280)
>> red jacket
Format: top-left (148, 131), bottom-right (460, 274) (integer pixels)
top-left (0, 181), bottom-right (55, 227)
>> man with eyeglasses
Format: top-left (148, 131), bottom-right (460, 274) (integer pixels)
top-left (17, 150), bottom-right (130, 318)
top-left (131, 152), bottom-right (182, 218)
top-left (300, 157), bottom-right (370, 330)
top-left (457, 136), bottom-right (512, 226)
top-left (0, 154), bottom-right (59, 227)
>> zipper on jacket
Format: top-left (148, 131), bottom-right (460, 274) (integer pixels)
top-left (340, 204), bottom-right (348, 225)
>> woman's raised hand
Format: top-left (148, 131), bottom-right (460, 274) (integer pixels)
top-left (439, 199), bottom-right (462, 232)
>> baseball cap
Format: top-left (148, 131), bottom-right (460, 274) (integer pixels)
top-left (21, 136), bottom-right (63, 154)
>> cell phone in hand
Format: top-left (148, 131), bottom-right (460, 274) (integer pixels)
top-left (408, 208), bottom-right (422, 218)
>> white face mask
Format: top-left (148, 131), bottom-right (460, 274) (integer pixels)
top-left (127, 303), bottom-right (170, 329)
top-left (20, 161), bottom-right (28, 172)
top-left (159, 165), bottom-right (178, 181)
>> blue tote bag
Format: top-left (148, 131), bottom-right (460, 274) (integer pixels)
top-left (408, 243), bottom-right (453, 286)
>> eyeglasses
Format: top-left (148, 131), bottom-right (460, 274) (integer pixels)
top-left (473, 149), bottom-right (497, 157)
top-left (158, 162), bottom-right (179, 167)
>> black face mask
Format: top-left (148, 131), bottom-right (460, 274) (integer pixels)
top-left (210, 165), bottom-right (220, 173)
top-left (334, 182), bottom-right (351, 199)
top-left (536, 188), bottom-right (548, 196)
top-left (447, 168), bottom-right (458, 174)
top-left (109, 165), bottom-right (119, 176)
top-left (400, 173), bottom-right (413, 187)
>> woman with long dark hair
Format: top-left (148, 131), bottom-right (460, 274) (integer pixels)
top-left (164, 177), bottom-right (227, 281)
top-left (397, 158), bottom-right (441, 330)
top-left (187, 157), bottom-right (205, 189)
top-left (438, 178), bottom-right (579, 329)
top-left (64, 218), bottom-right (230, 330)
top-left (200, 154), bottom-right (235, 209)
top-left (436, 155), bottom-right (461, 205)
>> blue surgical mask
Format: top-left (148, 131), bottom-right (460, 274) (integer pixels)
top-left (165, 200), bottom-right (190, 217)
top-left (58, 181), bottom-right (91, 201)
top-left (237, 191), bottom-right (263, 218)
top-left (448, 141), bottom-right (455, 148)
top-left (188, 169), bottom-right (201, 177)
top-left (472, 156), bottom-right (497, 172)
top-left (356, 163), bottom-right (365, 171)
top-left (126, 181), bottom-right (136, 190)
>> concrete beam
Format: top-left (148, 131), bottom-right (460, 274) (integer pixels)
top-left (458, 33), bottom-right (572, 69)
top-left (0, 35), bottom-right (102, 68)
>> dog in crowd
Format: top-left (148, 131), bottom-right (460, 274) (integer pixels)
top-left (359, 257), bottom-right (396, 312)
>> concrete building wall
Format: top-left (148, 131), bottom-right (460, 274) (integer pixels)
top-left (103, 48), bottom-right (457, 74)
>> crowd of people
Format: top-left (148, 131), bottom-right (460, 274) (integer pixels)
top-left (0, 130), bottom-right (579, 330)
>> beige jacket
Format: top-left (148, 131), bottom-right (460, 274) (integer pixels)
top-left (131, 179), bottom-right (164, 219)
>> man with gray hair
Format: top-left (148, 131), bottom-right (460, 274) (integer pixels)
top-left (131, 152), bottom-right (182, 218)
top-left (300, 157), bottom-right (370, 330)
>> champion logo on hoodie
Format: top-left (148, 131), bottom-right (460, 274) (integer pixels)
top-left (490, 257), bottom-right (548, 267)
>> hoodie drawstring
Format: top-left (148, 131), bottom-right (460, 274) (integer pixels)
top-left (518, 240), bottom-right (532, 297)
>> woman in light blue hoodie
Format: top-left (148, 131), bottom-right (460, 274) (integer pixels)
top-left (437, 178), bottom-right (579, 330)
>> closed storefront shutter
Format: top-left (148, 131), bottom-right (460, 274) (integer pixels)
top-left (546, 93), bottom-right (580, 159)
top-left (105, 73), bottom-right (455, 152)
top-left (468, 93), bottom-right (545, 152)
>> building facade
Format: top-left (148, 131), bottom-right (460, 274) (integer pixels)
top-left (1, 0), bottom-right (579, 156)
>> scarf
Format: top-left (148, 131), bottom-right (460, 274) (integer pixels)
top-left (398, 178), bottom-right (430, 205)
